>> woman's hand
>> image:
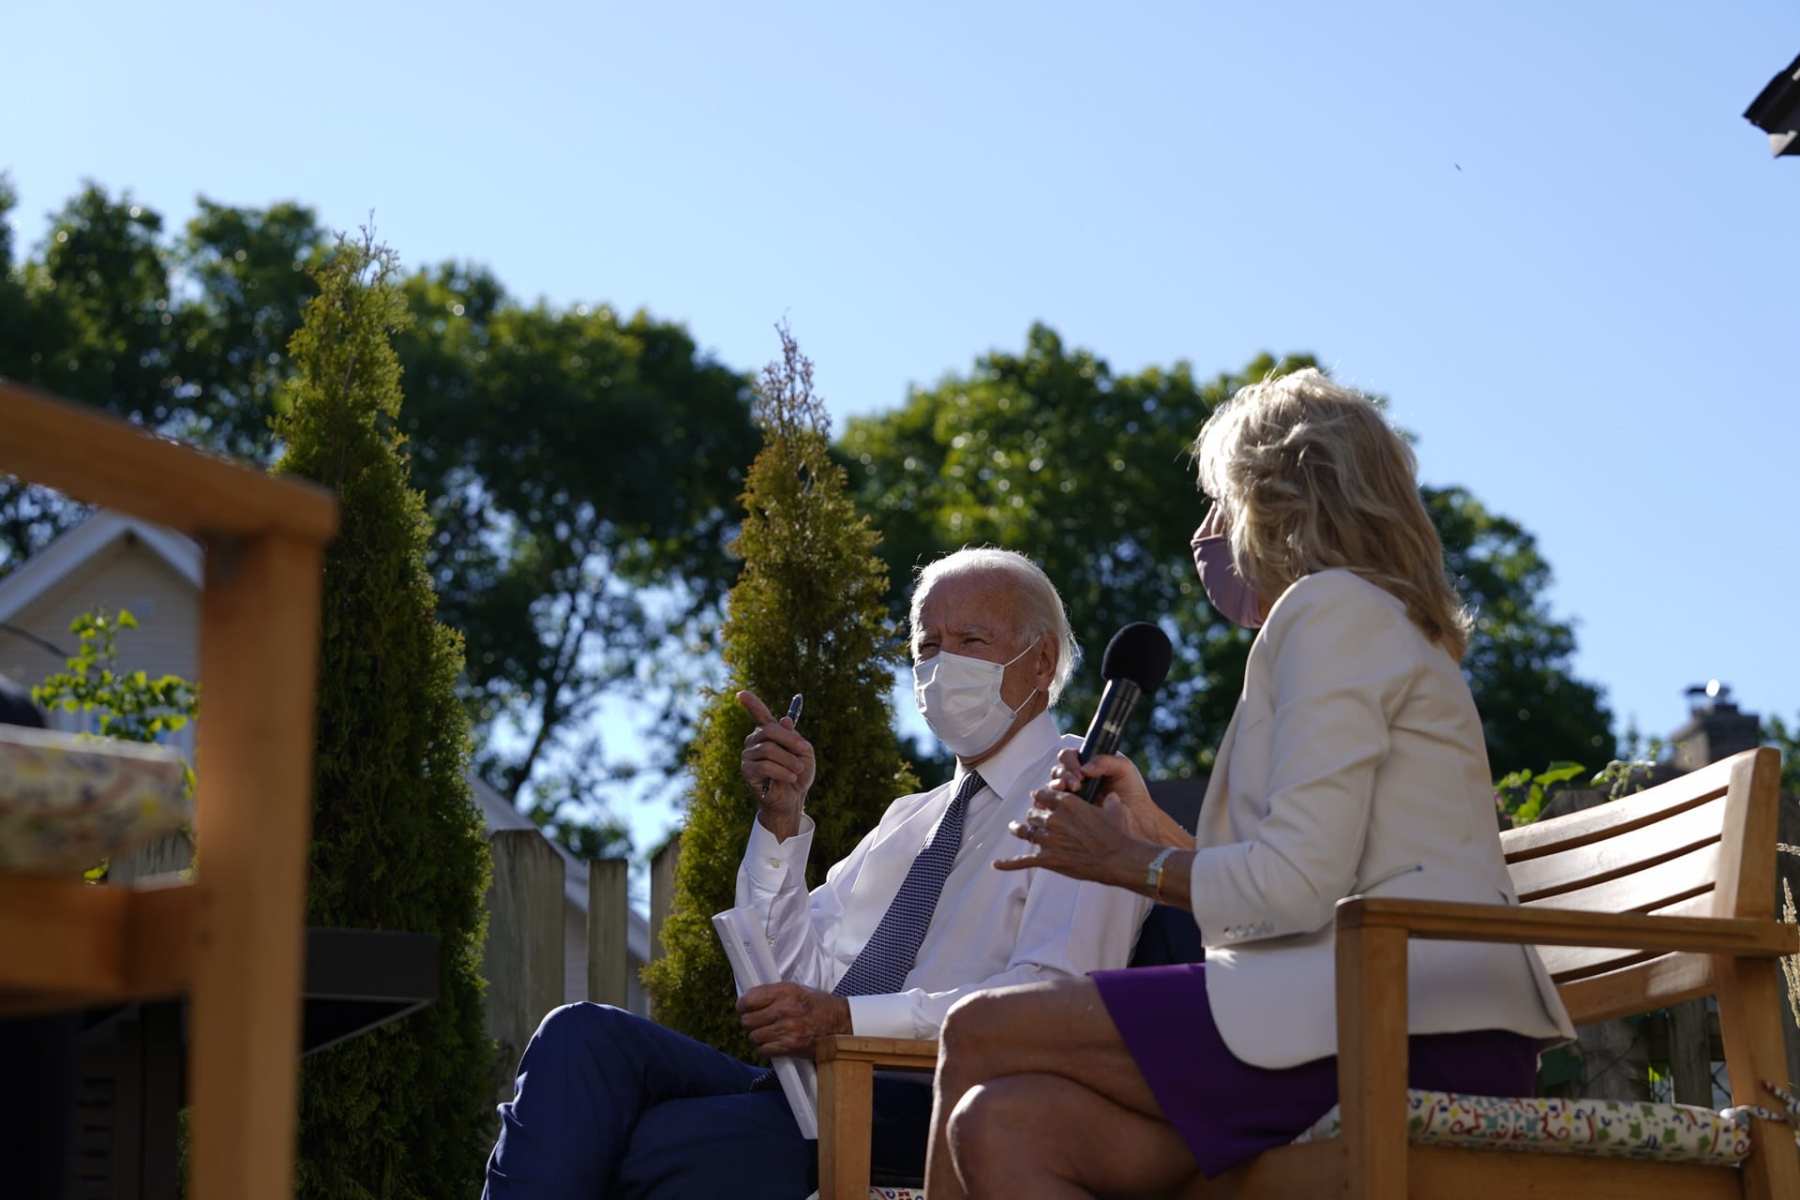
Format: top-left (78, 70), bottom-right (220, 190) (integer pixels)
top-left (994, 782), bottom-right (1150, 888)
top-left (1047, 748), bottom-right (1196, 851)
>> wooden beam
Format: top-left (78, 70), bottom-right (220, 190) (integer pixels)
top-left (186, 532), bottom-right (324, 1200)
top-left (816, 1055), bottom-right (874, 1200)
top-left (1336, 923), bottom-right (1408, 1200)
top-left (649, 835), bottom-right (681, 965)
top-left (0, 381), bottom-right (337, 544)
top-left (484, 830), bottom-right (566, 1097)
top-left (816, 1035), bottom-right (939, 1072)
top-left (1337, 895), bottom-right (1800, 957)
top-left (586, 856), bottom-right (629, 1008)
top-left (0, 874), bottom-right (127, 994)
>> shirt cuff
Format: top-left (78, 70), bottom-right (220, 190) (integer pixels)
top-left (845, 991), bottom-right (918, 1039)
top-left (742, 812), bottom-right (815, 892)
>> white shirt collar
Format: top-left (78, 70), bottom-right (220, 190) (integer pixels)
top-left (953, 710), bottom-right (1060, 805)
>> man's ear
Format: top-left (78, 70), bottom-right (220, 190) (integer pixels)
top-left (1036, 633), bottom-right (1058, 690)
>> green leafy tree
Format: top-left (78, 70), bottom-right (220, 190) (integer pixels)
top-left (1427, 486), bottom-right (1614, 772)
top-left (392, 266), bottom-right (760, 847)
top-left (643, 326), bottom-right (917, 1055)
top-left (274, 233), bottom-right (493, 1200)
top-left (843, 324), bottom-right (1613, 780)
top-left (31, 608), bottom-right (199, 743)
top-left (1, 180), bottom-right (759, 860)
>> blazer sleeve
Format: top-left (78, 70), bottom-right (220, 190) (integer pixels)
top-left (1186, 572), bottom-right (1422, 943)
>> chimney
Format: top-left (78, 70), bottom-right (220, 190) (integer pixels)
top-left (1669, 681), bottom-right (1763, 771)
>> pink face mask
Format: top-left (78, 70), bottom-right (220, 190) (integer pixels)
top-left (1191, 530), bottom-right (1265, 629)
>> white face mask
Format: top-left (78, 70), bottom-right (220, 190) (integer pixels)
top-left (912, 641), bottom-right (1039, 759)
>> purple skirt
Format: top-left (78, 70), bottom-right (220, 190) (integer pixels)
top-left (1092, 962), bottom-right (1539, 1178)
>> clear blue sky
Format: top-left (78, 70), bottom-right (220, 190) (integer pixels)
top-left (11, 1), bottom-right (1799, 860)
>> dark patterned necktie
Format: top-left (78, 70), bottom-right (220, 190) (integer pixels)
top-left (831, 771), bottom-right (985, 998)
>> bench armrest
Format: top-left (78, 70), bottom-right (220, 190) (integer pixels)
top-left (1335, 896), bottom-right (1800, 957)
top-left (816, 1034), bottom-right (939, 1072)
top-left (814, 1036), bottom-right (938, 1199)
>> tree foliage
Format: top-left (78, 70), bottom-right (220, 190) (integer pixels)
top-left (843, 324), bottom-right (1613, 779)
top-left (643, 327), bottom-right (917, 1055)
top-left (391, 267), bottom-right (759, 832)
top-left (0, 179), bottom-right (758, 859)
top-left (274, 235), bottom-right (493, 1200)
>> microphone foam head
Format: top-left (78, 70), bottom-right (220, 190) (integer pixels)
top-left (1100, 622), bottom-right (1174, 695)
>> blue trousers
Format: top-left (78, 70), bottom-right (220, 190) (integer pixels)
top-left (482, 1003), bottom-right (932, 1199)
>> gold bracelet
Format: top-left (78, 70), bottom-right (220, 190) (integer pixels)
top-left (1145, 846), bottom-right (1177, 904)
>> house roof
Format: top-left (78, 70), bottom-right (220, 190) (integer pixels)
top-left (0, 510), bottom-right (202, 626)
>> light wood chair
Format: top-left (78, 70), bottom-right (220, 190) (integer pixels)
top-left (0, 382), bottom-right (338, 1200)
top-left (815, 746), bottom-right (1800, 1199)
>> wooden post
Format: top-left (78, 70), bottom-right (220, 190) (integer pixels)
top-left (484, 830), bottom-right (565, 1100)
top-left (1334, 914), bottom-right (1409, 1200)
top-left (815, 1056), bottom-right (873, 1200)
top-left (1667, 998), bottom-right (1714, 1105)
top-left (650, 834), bottom-right (682, 964)
top-left (1577, 1017), bottom-right (1653, 1101)
top-left (1717, 956), bottom-right (1800, 1199)
top-left (587, 857), bottom-right (630, 1008)
top-left (187, 534), bottom-right (323, 1200)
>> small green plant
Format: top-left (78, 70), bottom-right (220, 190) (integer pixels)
top-left (33, 607), bottom-right (200, 882)
top-left (1494, 761), bottom-right (1585, 826)
top-left (32, 609), bottom-right (199, 744)
top-left (1589, 756), bottom-right (1659, 802)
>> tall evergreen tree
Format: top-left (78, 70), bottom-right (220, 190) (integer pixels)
top-left (643, 326), bottom-right (917, 1055)
top-left (274, 234), bottom-right (493, 1199)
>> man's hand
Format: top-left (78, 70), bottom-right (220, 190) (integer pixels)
top-left (736, 982), bottom-right (851, 1059)
top-left (738, 691), bottom-right (816, 840)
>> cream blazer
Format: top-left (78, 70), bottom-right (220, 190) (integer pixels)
top-left (1188, 568), bottom-right (1576, 1069)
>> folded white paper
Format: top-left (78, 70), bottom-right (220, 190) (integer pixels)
top-left (712, 907), bottom-right (820, 1139)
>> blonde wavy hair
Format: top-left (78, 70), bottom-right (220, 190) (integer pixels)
top-left (1191, 368), bottom-right (1473, 660)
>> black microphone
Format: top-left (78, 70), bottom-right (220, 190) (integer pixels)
top-left (1077, 623), bottom-right (1174, 803)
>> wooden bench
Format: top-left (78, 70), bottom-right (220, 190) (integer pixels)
top-left (0, 381), bottom-right (338, 1200)
top-left (815, 746), bottom-right (1800, 1199)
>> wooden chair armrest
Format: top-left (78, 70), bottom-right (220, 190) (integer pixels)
top-left (816, 1034), bottom-right (939, 1072)
top-left (1336, 896), bottom-right (1800, 957)
top-left (814, 1036), bottom-right (939, 1198)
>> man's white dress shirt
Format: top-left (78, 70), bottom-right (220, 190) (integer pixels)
top-left (730, 711), bottom-right (1150, 1040)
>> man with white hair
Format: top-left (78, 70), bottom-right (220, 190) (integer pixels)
top-left (483, 548), bottom-right (1149, 1199)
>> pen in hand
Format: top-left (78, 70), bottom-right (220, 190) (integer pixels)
top-left (760, 693), bottom-right (804, 800)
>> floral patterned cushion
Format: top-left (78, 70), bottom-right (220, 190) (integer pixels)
top-left (1295, 1089), bottom-right (1758, 1165)
top-left (868, 1190), bottom-right (924, 1199)
top-left (0, 725), bottom-right (190, 875)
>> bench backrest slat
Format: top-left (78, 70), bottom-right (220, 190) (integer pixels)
top-left (1499, 747), bottom-right (1782, 1024)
